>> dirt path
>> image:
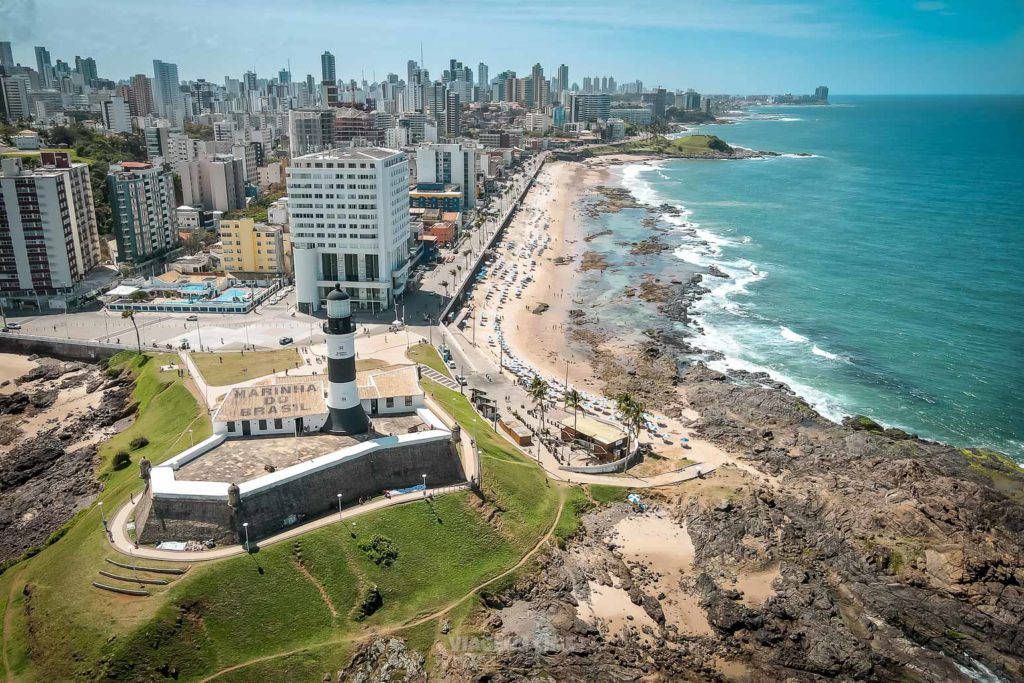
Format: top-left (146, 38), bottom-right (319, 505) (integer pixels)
top-left (198, 487), bottom-right (568, 682)
top-left (294, 560), bottom-right (339, 619)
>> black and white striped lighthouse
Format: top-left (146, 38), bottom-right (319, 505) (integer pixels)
top-left (323, 284), bottom-right (369, 434)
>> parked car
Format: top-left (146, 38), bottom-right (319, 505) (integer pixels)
top-left (186, 314), bottom-right (198, 321)
top-left (279, 336), bottom-right (293, 345)
top-left (455, 375), bottom-right (467, 386)
top-left (4, 322), bottom-right (21, 329)
top-left (446, 359), bottom-right (457, 370)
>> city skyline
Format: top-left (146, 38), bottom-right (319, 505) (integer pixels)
top-left (1, 0), bottom-right (1021, 94)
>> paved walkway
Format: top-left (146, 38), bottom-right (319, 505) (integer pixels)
top-left (107, 483), bottom-right (470, 563)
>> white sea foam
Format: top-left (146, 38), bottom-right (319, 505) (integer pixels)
top-left (692, 320), bottom-right (850, 423)
top-left (780, 326), bottom-right (809, 343)
top-left (812, 345), bottom-right (840, 360)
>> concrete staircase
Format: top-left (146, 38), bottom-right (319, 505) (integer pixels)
top-left (92, 558), bottom-right (191, 597)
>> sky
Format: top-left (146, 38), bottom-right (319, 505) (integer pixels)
top-left (1, 0), bottom-right (1022, 94)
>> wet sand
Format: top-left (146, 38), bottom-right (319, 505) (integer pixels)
top-left (0, 353), bottom-right (37, 394)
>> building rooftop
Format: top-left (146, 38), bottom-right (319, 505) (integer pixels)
top-left (560, 414), bottom-right (627, 445)
top-left (356, 365), bottom-right (421, 400)
top-left (293, 147), bottom-right (400, 162)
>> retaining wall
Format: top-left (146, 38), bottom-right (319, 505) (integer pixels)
top-left (0, 334), bottom-right (128, 362)
top-left (138, 438), bottom-right (465, 545)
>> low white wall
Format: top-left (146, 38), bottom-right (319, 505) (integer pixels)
top-left (151, 407), bottom-right (452, 502)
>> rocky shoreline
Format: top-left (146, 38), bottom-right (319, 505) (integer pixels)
top-left (0, 357), bottom-right (136, 565)
top-left (420, 170), bottom-right (1021, 681)
top-left (413, 352), bottom-right (1022, 682)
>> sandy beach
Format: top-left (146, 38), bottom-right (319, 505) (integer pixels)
top-left (458, 155), bottom-right (754, 478)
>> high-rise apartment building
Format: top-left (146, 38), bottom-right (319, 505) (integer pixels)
top-left (152, 60), bottom-right (182, 124)
top-left (288, 109), bottom-right (335, 157)
top-left (74, 56), bottom-right (98, 86)
top-left (814, 85), bottom-right (830, 102)
top-left (556, 64), bottom-right (569, 96)
top-left (568, 92), bottom-right (611, 123)
top-left (477, 63), bottom-right (489, 100)
top-left (102, 96), bottom-right (132, 133)
top-left (321, 51), bottom-right (336, 83)
top-left (0, 42), bottom-right (14, 69)
top-left (107, 161), bottom-right (178, 265)
top-left (288, 148), bottom-right (412, 312)
top-left (129, 74), bottom-right (155, 116)
top-left (1, 75), bottom-right (32, 121)
top-left (0, 153), bottom-right (101, 301)
top-left (444, 91), bottom-right (461, 138)
top-left (34, 46), bottom-right (53, 88)
top-left (177, 155), bottom-right (246, 213)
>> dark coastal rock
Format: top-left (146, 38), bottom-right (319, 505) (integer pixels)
top-left (0, 392), bottom-right (30, 415)
top-left (707, 264), bottom-right (730, 278)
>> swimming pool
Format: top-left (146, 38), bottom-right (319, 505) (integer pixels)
top-left (212, 287), bottom-right (252, 303)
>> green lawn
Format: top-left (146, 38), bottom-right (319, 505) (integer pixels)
top-left (191, 349), bottom-right (302, 387)
top-left (588, 483), bottom-right (637, 505)
top-left (582, 134), bottom-right (734, 159)
top-left (406, 344), bottom-right (452, 378)
top-left (1, 355), bottom-right (570, 682)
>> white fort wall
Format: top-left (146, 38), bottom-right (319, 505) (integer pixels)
top-left (138, 407), bottom-right (462, 543)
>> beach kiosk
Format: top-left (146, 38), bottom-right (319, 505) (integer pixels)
top-left (559, 415), bottom-right (628, 460)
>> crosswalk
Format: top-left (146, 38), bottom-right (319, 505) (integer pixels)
top-left (418, 364), bottom-right (459, 391)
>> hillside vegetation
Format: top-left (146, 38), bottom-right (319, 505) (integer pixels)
top-left (0, 356), bottom-right (570, 681)
top-left (581, 134), bottom-right (738, 158)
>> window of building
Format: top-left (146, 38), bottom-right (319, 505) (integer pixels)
top-left (404, 396), bottom-right (413, 406)
top-left (274, 418), bottom-right (282, 429)
top-left (227, 421), bottom-right (236, 432)
top-left (258, 419), bottom-right (267, 430)
top-left (386, 397), bottom-right (395, 408)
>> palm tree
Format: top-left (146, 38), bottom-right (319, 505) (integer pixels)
top-left (527, 376), bottom-right (550, 461)
top-left (564, 389), bottom-right (584, 433)
top-left (614, 393), bottom-right (646, 458)
top-left (121, 309), bottom-right (142, 353)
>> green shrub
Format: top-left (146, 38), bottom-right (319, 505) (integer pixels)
top-left (357, 534), bottom-right (399, 567)
top-left (112, 450), bottom-right (131, 470)
top-left (129, 436), bottom-right (149, 450)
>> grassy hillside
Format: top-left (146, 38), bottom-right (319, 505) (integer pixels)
top-left (0, 357), bottom-right (568, 682)
top-left (580, 134), bottom-right (737, 158)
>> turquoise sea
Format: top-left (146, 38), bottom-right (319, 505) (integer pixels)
top-left (618, 96), bottom-right (1024, 459)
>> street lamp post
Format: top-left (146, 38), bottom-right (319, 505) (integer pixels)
top-left (421, 473), bottom-right (427, 496)
top-left (98, 501), bottom-right (106, 529)
top-left (189, 428), bottom-right (194, 447)
top-left (337, 492), bottom-right (343, 515)
top-left (194, 317), bottom-right (204, 352)
top-left (242, 522), bottom-right (250, 553)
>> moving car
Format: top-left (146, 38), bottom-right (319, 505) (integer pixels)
top-left (186, 314), bottom-right (198, 321)
top-left (279, 336), bottom-right (293, 345)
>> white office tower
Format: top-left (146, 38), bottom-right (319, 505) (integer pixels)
top-left (288, 148), bottom-right (411, 314)
top-left (323, 284), bottom-right (370, 434)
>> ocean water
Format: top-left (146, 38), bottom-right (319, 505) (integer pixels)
top-left (618, 96), bottom-right (1024, 459)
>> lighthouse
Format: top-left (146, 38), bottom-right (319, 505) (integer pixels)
top-left (323, 284), bottom-right (370, 434)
